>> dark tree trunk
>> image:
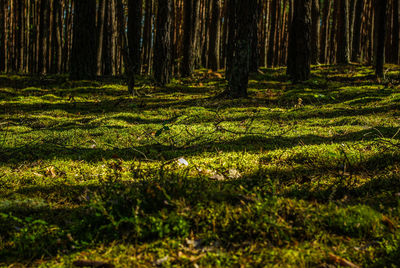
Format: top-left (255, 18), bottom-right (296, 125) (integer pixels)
top-left (142, 0), bottom-right (153, 74)
top-left (348, 0), bottom-right (356, 59)
top-left (208, 0), bottom-right (220, 71)
top-left (154, 0), bottom-right (172, 85)
top-left (319, 0), bottom-right (331, 63)
top-left (267, 0), bottom-right (278, 66)
top-left (337, 0), bottom-right (350, 64)
top-left (351, 0), bottom-right (364, 62)
top-left (224, 0), bottom-right (257, 98)
top-left (0, 0), bottom-right (4, 72)
top-left (393, 0), bottom-right (399, 64)
top-left (181, 0), bottom-right (199, 77)
top-left (287, 0), bottom-right (312, 82)
top-left (375, 0), bottom-right (388, 77)
top-left (96, 0), bottom-right (106, 75)
top-left (70, 0), bottom-right (97, 80)
top-left (128, 0), bottom-right (142, 75)
top-left (311, 0), bottom-right (320, 64)
top-left (249, 0), bottom-right (259, 72)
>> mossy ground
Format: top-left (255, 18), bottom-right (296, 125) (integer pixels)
top-left (1, 65), bottom-right (400, 267)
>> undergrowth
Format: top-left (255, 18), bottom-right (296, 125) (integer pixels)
top-left (0, 64), bottom-right (400, 267)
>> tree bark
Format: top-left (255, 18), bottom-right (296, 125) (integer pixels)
top-left (142, 0), bottom-right (153, 74)
top-left (208, 0), bottom-right (220, 71)
top-left (393, 0), bottom-right (399, 64)
top-left (128, 0), bottom-right (142, 75)
top-left (319, 0), bottom-right (331, 63)
top-left (287, 0), bottom-right (312, 82)
top-left (337, 0), bottom-right (350, 64)
top-left (0, 0), bottom-right (4, 72)
top-left (351, 0), bottom-right (364, 62)
top-left (70, 0), bottom-right (97, 80)
top-left (311, 0), bottom-right (320, 64)
top-left (267, 0), bottom-right (278, 66)
top-left (181, 0), bottom-right (199, 77)
top-left (375, 0), bottom-right (388, 77)
top-left (154, 0), bottom-right (172, 85)
top-left (224, 0), bottom-right (257, 98)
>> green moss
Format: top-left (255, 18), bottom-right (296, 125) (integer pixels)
top-left (0, 65), bottom-right (400, 266)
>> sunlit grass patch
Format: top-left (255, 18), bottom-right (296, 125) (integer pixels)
top-left (0, 65), bottom-right (400, 266)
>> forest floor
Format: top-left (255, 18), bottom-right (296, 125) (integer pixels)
top-left (1, 65), bottom-right (400, 267)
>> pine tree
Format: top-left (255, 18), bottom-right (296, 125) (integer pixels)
top-left (70, 0), bottom-right (97, 80)
top-left (287, 0), bottom-right (312, 81)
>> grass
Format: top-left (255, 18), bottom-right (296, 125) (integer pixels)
top-left (0, 64), bottom-right (400, 267)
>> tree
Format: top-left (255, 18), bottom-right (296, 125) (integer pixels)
top-left (351, 0), bottom-right (364, 62)
top-left (287, 0), bottom-right (312, 81)
top-left (181, 0), bottom-right (200, 77)
top-left (0, 0), bottom-right (4, 72)
top-left (393, 0), bottom-right (399, 64)
top-left (319, 0), bottom-right (331, 63)
top-left (375, 0), bottom-right (388, 77)
top-left (128, 0), bottom-right (142, 74)
top-left (311, 0), bottom-right (320, 64)
top-left (208, 0), bottom-right (220, 71)
top-left (153, 0), bottom-right (172, 85)
top-left (70, 0), bottom-right (97, 80)
top-left (337, 0), bottom-right (350, 64)
top-left (267, 0), bottom-right (278, 67)
top-left (223, 0), bottom-right (257, 98)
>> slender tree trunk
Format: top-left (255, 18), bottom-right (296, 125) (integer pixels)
top-left (96, 0), bottom-right (106, 75)
top-left (351, 0), bottom-right (364, 62)
top-left (181, 0), bottom-right (199, 77)
top-left (267, 0), bottom-right (278, 66)
top-left (70, 0), bottom-right (97, 80)
top-left (393, 0), bottom-right (399, 64)
top-left (319, 0), bottom-right (331, 63)
top-left (311, 0), bottom-right (320, 64)
top-left (142, 0), bottom-right (153, 74)
top-left (337, 0), bottom-right (350, 64)
top-left (154, 0), bottom-right (172, 85)
top-left (287, 0), bottom-right (312, 81)
top-left (224, 0), bottom-right (257, 98)
top-left (0, 0), bottom-right (4, 72)
top-left (348, 0), bottom-right (356, 59)
top-left (375, 0), bottom-right (388, 77)
top-left (128, 0), bottom-right (143, 75)
top-left (208, 0), bottom-right (220, 71)
top-left (250, 0), bottom-right (259, 72)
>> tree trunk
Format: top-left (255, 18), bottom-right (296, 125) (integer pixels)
top-left (224, 0), bottom-right (257, 98)
top-left (311, 0), bottom-right (320, 64)
top-left (181, 0), bottom-right (199, 77)
top-left (348, 0), bottom-right (356, 59)
top-left (337, 0), bottom-right (350, 64)
top-left (351, 0), bottom-right (364, 62)
top-left (375, 0), bottom-right (388, 77)
top-left (319, 0), bottom-right (331, 63)
top-left (267, 0), bottom-right (278, 66)
top-left (0, 0), bottom-right (4, 72)
top-left (142, 0), bottom-right (153, 74)
top-left (208, 0), bottom-right (220, 71)
top-left (154, 0), bottom-right (172, 85)
top-left (128, 0), bottom-right (142, 75)
top-left (287, 0), bottom-right (312, 82)
top-left (393, 0), bottom-right (399, 64)
top-left (70, 0), bottom-right (97, 80)
top-left (249, 0), bottom-right (259, 72)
